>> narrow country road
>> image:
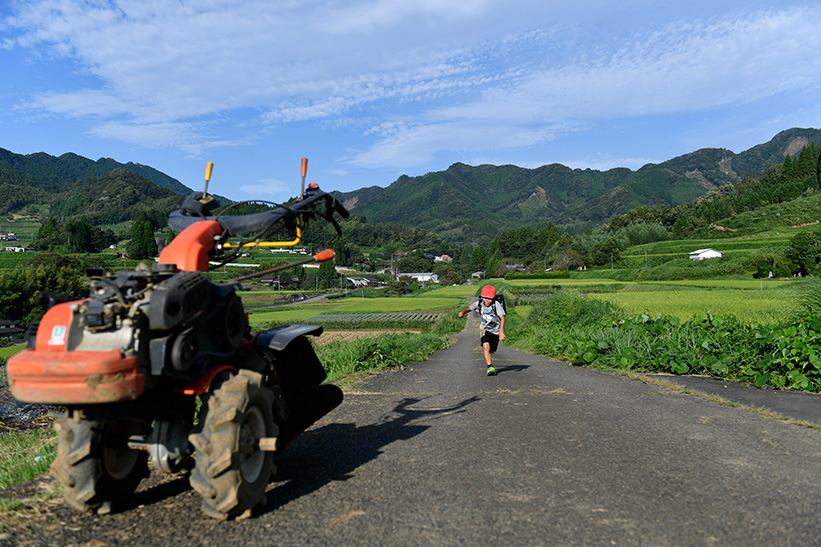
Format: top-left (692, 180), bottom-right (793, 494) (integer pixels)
top-left (4, 312), bottom-right (820, 546)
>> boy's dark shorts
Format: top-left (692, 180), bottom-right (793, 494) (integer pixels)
top-left (480, 330), bottom-right (500, 353)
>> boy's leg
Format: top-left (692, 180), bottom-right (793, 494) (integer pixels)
top-left (482, 341), bottom-right (493, 366)
top-left (481, 333), bottom-right (498, 375)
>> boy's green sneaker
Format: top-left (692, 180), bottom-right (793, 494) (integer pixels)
top-left (486, 365), bottom-right (497, 376)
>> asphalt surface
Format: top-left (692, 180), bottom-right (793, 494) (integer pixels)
top-left (3, 313), bottom-right (820, 546)
top-left (651, 373), bottom-right (821, 425)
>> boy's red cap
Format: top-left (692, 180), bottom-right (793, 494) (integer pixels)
top-left (480, 285), bottom-right (496, 299)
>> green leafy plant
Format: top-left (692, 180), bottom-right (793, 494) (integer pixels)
top-left (507, 287), bottom-right (821, 393)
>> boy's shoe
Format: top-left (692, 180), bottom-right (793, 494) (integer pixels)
top-left (486, 365), bottom-right (497, 376)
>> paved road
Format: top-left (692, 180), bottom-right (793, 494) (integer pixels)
top-left (4, 313), bottom-right (821, 546)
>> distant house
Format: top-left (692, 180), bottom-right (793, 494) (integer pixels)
top-left (400, 272), bottom-right (439, 284)
top-left (347, 277), bottom-right (371, 288)
top-left (3, 245), bottom-right (33, 252)
top-left (269, 247), bottom-right (309, 255)
top-left (689, 248), bottom-right (723, 260)
top-left (0, 320), bottom-right (24, 337)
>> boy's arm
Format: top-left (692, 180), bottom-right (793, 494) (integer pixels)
top-left (458, 301), bottom-right (476, 318)
top-left (499, 313), bottom-right (506, 341)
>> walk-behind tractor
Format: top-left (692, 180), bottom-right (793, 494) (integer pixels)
top-left (8, 160), bottom-right (349, 519)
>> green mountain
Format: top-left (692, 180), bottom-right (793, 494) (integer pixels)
top-left (338, 128), bottom-right (821, 244)
top-left (0, 148), bottom-right (229, 223)
top-left (48, 168), bottom-right (182, 225)
top-left (3, 127), bottom-right (821, 238)
top-left (0, 151), bottom-right (186, 223)
top-left (0, 148), bottom-right (191, 194)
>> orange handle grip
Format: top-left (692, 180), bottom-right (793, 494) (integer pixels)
top-left (301, 158), bottom-right (308, 178)
top-left (313, 248), bottom-right (335, 262)
top-left (205, 162), bottom-right (213, 182)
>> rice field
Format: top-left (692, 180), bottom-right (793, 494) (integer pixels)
top-left (421, 285), bottom-right (479, 297)
top-left (247, 295), bottom-right (464, 327)
top-left (308, 311), bottom-right (445, 322)
top-left (506, 278), bottom-right (624, 288)
top-left (506, 277), bottom-right (803, 325)
top-left (589, 285), bottom-right (800, 325)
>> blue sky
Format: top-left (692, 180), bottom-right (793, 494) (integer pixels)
top-left (2, 1), bottom-right (821, 203)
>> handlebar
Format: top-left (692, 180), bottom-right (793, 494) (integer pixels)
top-left (167, 185), bottom-right (349, 239)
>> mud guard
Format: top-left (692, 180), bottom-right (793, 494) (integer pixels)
top-left (254, 325), bottom-right (342, 451)
top-left (255, 324), bottom-right (324, 351)
top-left (255, 325), bottom-right (327, 390)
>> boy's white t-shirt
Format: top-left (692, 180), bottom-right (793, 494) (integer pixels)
top-left (469, 299), bottom-right (505, 334)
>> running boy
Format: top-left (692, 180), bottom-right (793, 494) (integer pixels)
top-left (458, 285), bottom-right (505, 376)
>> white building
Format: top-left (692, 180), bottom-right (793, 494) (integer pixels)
top-left (3, 245), bottom-right (33, 252)
top-left (688, 248), bottom-right (723, 260)
top-left (400, 272), bottom-right (439, 283)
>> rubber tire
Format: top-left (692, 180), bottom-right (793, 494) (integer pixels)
top-left (51, 411), bottom-right (150, 515)
top-left (188, 369), bottom-right (277, 520)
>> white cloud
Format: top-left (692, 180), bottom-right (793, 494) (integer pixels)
top-left (348, 6), bottom-right (821, 169)
top-left (4, 1), bottom-right (820, 173)
top-left (239, 179), bottom-right (294, 200)
top-left (317, 0), bottom-right (493, 34)
top-left (562, 157), bottom-right (660, 172)
top-left (90, 121), bottom-right (243, 156)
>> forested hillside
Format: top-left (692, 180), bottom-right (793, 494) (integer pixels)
top-left (47, 169), bottom-right (181, 225)
top-left (337, 128), bottom-right (821, 245)
top-left (481, 140), bottom-right (821, 278)
top-left (0, 149), bottom-right (192, 220)
top-left (0, 148), bottom-right (190, 194)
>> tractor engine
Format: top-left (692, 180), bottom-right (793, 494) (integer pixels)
top-left (11, 263), bottom-right (248, 406)
top-left (78, 264), bottom-right (247, 381)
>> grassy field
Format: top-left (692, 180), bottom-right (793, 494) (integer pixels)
top-left (506, 277), bottom-right (802, 325)
top-left (590, 287), bottom-right (797, 325)
top-left (421, 285), bottom-right (479, 297)
top-left (506, 278), bottom-right (624, 288)
top-left (247, 294), bottom-right (465, 327)
top-left (0, 346), bottom-right (25, 360)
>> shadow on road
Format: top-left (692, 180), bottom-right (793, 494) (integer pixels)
top-left (495, 364), bottom-right (530, 374)
top-left (262, 395), bottom-right (480, 514)
top-left (47, 396), bottom-right (479, 518)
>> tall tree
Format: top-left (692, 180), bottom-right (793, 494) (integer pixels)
top-left (65, 216), bottom-right (94, 253)
top-left (467, 246), bottom-right (487, 273)
top-left (127, 220), bottom-right (158, 259)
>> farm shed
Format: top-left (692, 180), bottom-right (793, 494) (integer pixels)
top-left (0, 320), bottom-right (24, 336)
top-left (688, 248), bottom-right (723, 260)
top-left (400, 272), bottom-right (439, 283)
top-left (2, 245), bottom-right (33, 252)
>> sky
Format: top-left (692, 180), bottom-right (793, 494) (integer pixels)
top-left (2, 1), bottom-right (821, 203)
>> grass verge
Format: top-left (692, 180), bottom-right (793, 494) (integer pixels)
top-left (0, 427), bottom-right (56, 491)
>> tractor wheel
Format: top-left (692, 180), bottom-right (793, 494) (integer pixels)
top-left (51, 411), bottom-right (150, 515)
top-left (188, 369), bottom-right (277, 520)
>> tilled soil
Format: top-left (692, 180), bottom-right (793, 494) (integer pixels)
top-left (313, 329), bottom-right (420, 345)
top-left (0, 367), bottom-right (62, 431)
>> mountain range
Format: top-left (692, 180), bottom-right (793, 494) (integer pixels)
top-left (336, 128), bottom-right (821, 243)
top-left (2, 127), bottom-right (819, 241)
